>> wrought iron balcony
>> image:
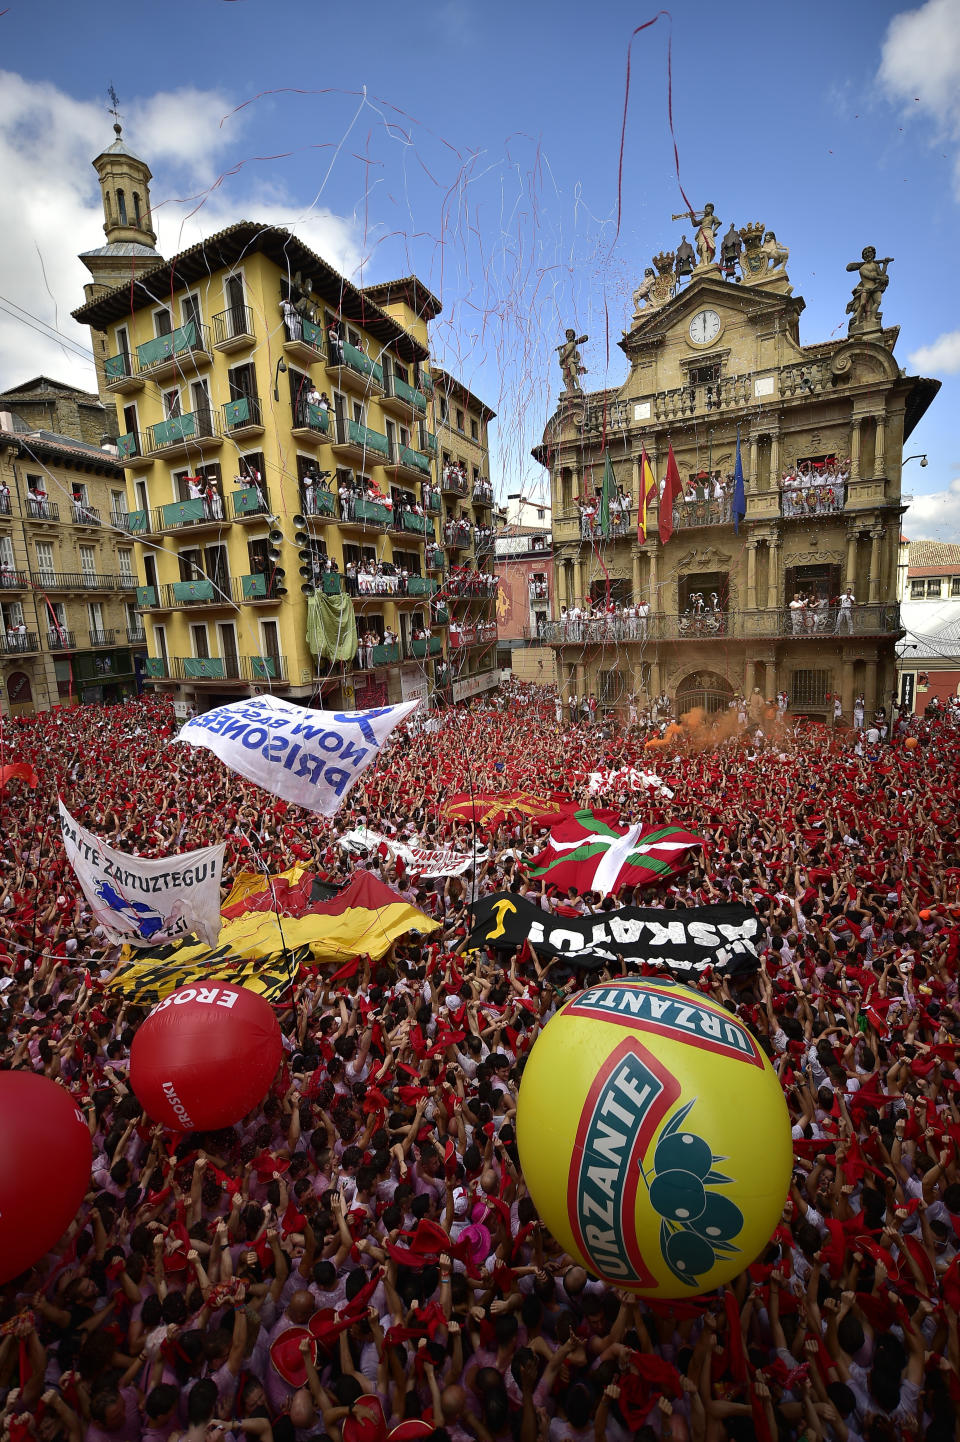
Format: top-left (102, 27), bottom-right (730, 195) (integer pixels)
top-left (409, 635), bottom-right (443, 657)
top-left (70, 503), bottom-right (102, 527)
top-left (24, 497), bottom-right (59, 522)
top-left (327, 337), bottom-right (384, 394)
top-left (146, 408), bottom-right (223, 459)
top-left (169, 654), bottom-right (287, 683)
top-left (111, 508), bottom-right (150, 534)
top-left (542, 603), bottom-right (901, 645)
top-left (0, 568), bottom-right (29, 589)
top-left (153, 494), bottom-right (227, 532)
top-left (330, 414), bottom-right (391, 465)
top-left (127, 625), bottom-right (146, 644)
top-left (338, 494), bottom-right (392, 530)
top-left (103, 350), bottom-right (143, 394)
top-left (89, 628), bottom-right (117, 647)
top-left (299, 484), bottom-right (336, 520)
top-left (213, 305), bottom-right (255, 352)
top-left (282, 316), bottom-right (327, 367)
top-left (230, 484), bottom-right (271, 521)
top-left (0, 630), bottom-right (38, 655)
top-left (46, 629), bottom-right (76, 651)
top-left (440, 467), bottom-right (470, 497)
top-left (222, 394), bottom-right (264, 439)
top-left (291, 400), bottom-right (330, 441)
top-left (135, 321), bottom-right (211, 381)
top-left (31, 570), bottom-right (119, 591)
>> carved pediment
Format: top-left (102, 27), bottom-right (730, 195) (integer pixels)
top-left (672, 547), bottom-right (733, 573)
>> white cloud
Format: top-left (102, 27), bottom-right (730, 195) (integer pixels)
top-left (905, 477), bottom-right (960, 539)
top-left (0, 72), bottom-right (362, 395)
top-left (878, 0), bottom-right (960, 192)
top-left (908, 328), bottom-right (960, 373)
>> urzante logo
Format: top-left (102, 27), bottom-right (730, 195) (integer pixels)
top-left (567, 1037), bottom-right (680, 1287)
top-left (568, 985), bottom-right (762, 1068)
top-left (162, 1081), bottom-right (194, 1128)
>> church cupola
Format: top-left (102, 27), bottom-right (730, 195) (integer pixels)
top-left (92, 121), bottom-right (158, 250)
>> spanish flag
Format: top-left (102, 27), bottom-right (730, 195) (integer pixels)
top-left (637, 446), bottom-right (657, 545)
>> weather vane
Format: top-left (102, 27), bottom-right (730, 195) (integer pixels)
top-left (107, 84), bottom-right (122, 128)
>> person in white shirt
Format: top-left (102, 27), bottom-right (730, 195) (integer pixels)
top-left (836, 587), bottom-right (856, 633)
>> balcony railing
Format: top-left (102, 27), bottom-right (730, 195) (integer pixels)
top-left (112, 509), bottom-right (150, 534)
top-left (70, 503), bottom-right (101, 527)
top-left (397, 510), bottom-right (435, 537)
top-left (578, 511), bottom-right (633, 540)
top-left (127, 625), bottom-right (146, 644)
top-left (300, 485), bottom-right (336, 519)
top-left (542, 604), bottom-right (901, 645)
top-left (473, 482), bottom-right (494, 506)
top-left (529, 581), bottom-right (549, 600)
top-left (672, 496), bottom-right (733, 530)
top-left (351, 572), bottom-right (435, 600)
top-left (89, 628), bottom-right (117, 647)
top-left (103, 350), bottom-right (137, 384)
top-left (447, 577), bottom-right (499, 598)
top-left (144, 656), bottom-right (169, 679)
top-left (0, 493), bottom-right (11, 517)
top-left (440, 468), bottom-right (470, 496)
top-left (116, 432), bottom-right (144, 462)
top-left (426, 547), bottom-right (445, 570)
top-left (230, 485), bottom-right (271, 521)
top-left (410, 635), bottom-right (443, 657)
top-left (213, 305), bottom-right (255, 348)
top-left (397, 443), bottom-right (432, 476)
top-left (443, 522), bottom-right (473, 548)
top-left (335, 416), bottom-right (391, 458)
top-left (136, 321), bottom-right (210, 373)
top-left (339, 494), bottom-right (391, 528)
top-left (293, 400), bottom-right (330, 436)
top-left (0, 631), bottom-right (38, 655)
top-left (433, 605), bottom-right (449, 626)
top-left (354, 641), bottom-right (399, 668)
top-left (46, 629), bottom-right (76, 651)
top-left (328, 339), bottom-right (384, 389)
top-left (223, 395), bottom-right (264, 434)
top-left (781, 484), bottom-right (847, 519)
top-left (0, 569), bottom-right (29, 589)
top-left (384, 369), bottom-right (428, 413)
top-left (25, 497), bottom-right (59, 522)
top-left (170, 654), bottom-right (287, 682)
top-left (238, 573), bottom-right (283, 602)
top-left (155, 495), bottom-right (226, 531)
top-left (424, 491), bottom-right (442, 514)
top-left (146, 408), bottom-right (222, 455)
top-left (30, 570), bottom-right (119, 591)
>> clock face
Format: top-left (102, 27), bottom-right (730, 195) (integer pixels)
top-left (689, 309), bottom-right (721, 345)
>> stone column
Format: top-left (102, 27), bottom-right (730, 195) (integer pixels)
top-left (769, 433), bottom-right (780, 486)
top-left (575, 662), bottom-right (586, 697)
top-left (556, 558), bottom-right (567, 610)
top-left (633, 660), bottom-right (647, 699)
top-left (845, 529), bottom-right (859, 589)
top-left (864, 657), bottom-right (877, 717)
top-left (650, 657), bottom-right (661, 695)
top-left (749, 434), bottom-right (758, 484)
top-left (841, 658), bottom-right (855, 720)
top-left (632, 547), bottom-right (641, 601)
top-left (649, 546), bottom-right (660, 613)
top-left (746, 540), bottom-right (758, 610)
top-left (765, 659), bottom-right (777, 700)
top-left (868, 527), bottom-right (882, 604)
top-left (850, 419), bottom-right (862, 481)
top-left (873, 413), bottom-right (886, 481)
top-left (576, 557), bottom-right (586, 607)
top-left (632, 454), bottom-right (641, 509)
top-left (768, 538), bottom-right (781, 610)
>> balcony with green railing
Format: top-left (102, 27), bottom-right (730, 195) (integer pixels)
top-left (283, 316), bottom-right (327, 364)
top-left (349, 419), bottom-right (390, 456)
top-left (147, 408), bottom-right (223, 457)
top-left (156, 495), bottom-right (225, 532)
top-left (397, 443), bottom-right (432, 478)
top-left (348, 497), bottom-right (391, 527)
top-left (230, 485), bottom-right (270, 521)
top-left (411, 635), bottom-right (443, 657)
top-left (222, 394), bottom-right (264, 437)
top-left (422, 429), bottom-right (438, 456)
top-left (145, 656), bottom-right (169, 678)
top-left (103, 350), bottom-right (142, 394)
top-left (113, 508), bottom-right (149, 534)
top-left (172, 578), bottom-right (217, 605)
top-left (400, 511), bottom-right (434, 536)
top-left (406, 575), bottom-right (436, 596)
top-left (329, 340), bottom-right (384, 391)
top-left (425, 492), bottom-right (442, 514)
top-left (300, 484), bottom-right (336, 519)
top-left (136, 321), bottom-right (211, 379)
top-left (433, 605), bottom-right (449, 626)
top-left (320, 573), bottom-right (341, 594)
top-left (292, 400), bottom-right (330, 439)
top-left (240, 573), bottom-right (282, 601)
top-left (369, 642), bottom-right (399, 666)
top-left (116, 432), bottom-right (145, 463)
top-left (426, 546), bottom-right (445, 569)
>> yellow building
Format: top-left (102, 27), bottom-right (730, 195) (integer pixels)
top-left (536, 223), bottom-right (940, 721)
top-left (72, 132), bottom-right (499, 713)
top-left (0, 378), bottom-right (143, 716)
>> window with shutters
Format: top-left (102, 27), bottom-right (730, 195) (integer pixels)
top-left (79, 545), bottom-right (97, 579)
top-left (118, 550), bottom-right (134, 582)
top-left (35, 540), bottom-right (55, 582)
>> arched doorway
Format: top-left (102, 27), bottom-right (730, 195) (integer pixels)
top-left (674, 670), bottom-right (734, 717)
top-left (5, 670), bottom-right (34, 716)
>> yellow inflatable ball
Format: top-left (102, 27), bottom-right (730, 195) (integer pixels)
top-left (517, 976), bottom-right (791, 1296)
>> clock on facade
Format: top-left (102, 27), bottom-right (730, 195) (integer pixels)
top-left (688, 309), bottom-right (721, 345)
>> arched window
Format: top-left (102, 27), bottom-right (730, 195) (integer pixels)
top-left (116, 189), bottom-right (127, 224)
top-left (133, 192), bottom-right (142, 224)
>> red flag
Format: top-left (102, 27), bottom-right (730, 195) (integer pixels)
top-left (659, 443), bottom-right (682, 544)
top-left (0, 763), bottom-right (39, 791)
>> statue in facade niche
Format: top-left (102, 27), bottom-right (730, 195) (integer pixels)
top-left (845, 247), bottom-right (893, 332)
top-left (557, 328), bottom-right (589, 393)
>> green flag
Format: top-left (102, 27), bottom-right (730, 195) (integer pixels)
top-left (599, 451), bottom-right (616, 538)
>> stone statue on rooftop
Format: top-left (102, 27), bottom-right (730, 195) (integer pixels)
top-left (633, 268), bottom-right (657, 313)
top-left (695, 204), bottom-right (721, 268)
top-left (761, 230), bottom-right (789, 275)
top-left (557, 328), bottom-right (588, 394)
top-left (845, 247), bottom-right (893, 333)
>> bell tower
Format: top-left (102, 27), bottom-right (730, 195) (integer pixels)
top-left (79, 104), bottom-right (163, 401)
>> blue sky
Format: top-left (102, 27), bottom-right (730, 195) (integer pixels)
top-left (1, 0), bottom-right (958, 532)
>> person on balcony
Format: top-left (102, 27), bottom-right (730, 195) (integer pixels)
top-left (205, 480), bottom-right (223, 521)
top-left (789, 591), bottom-right (807, 634)
top-left (280, 297), bottom-right (301, 341)
top-left (836, 586), bottom-right (857, 633)
top-left (853, 692), bottom-right (866, 729)
top-left (327, 321), bottom-right (344, 363)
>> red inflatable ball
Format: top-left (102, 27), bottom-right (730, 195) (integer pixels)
top-left (0, 1072), bottom-right (92, 1284)
top-left (130, 982), bottom-right (282, 1131)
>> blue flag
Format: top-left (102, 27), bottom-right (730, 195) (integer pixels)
top-left (732, 428), bottom-right (746, 534)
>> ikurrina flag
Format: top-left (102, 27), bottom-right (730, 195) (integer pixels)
top-left (445, 790), bottom-right (573, 829)
top-left (529, 809), bottom-right (705, 897)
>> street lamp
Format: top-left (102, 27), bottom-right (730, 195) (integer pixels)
top-left (903, 454), bottom-right (928, 468)
top-left (273, 357), bottom-right (287, 402)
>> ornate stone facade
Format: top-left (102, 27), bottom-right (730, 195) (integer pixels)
top-left (535, 230), bottom-right (940, 721)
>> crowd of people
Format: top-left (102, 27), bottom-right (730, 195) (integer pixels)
top-left (780, 462), bottom-right (850, 520)
top-left (1, 682), bottom-right (960, 1442)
